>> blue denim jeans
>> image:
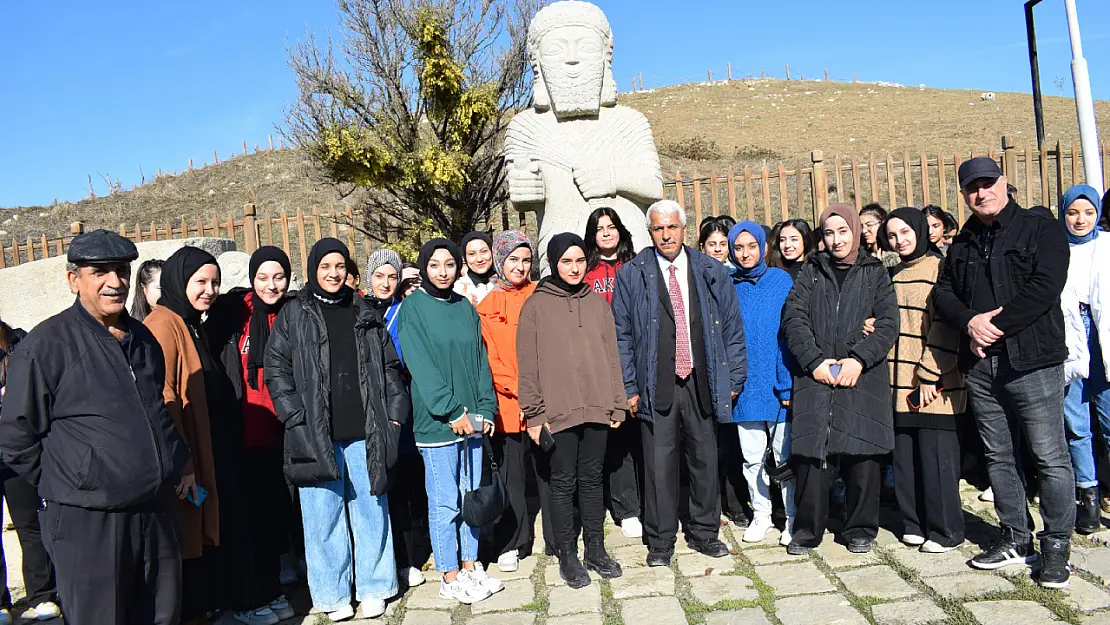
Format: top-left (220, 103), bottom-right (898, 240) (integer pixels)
top-left (1064, 309), bottom-right (1110, 488)
top-left (419, 437), bottom-right (482, 574)
top-left (299, 439), bottom-right (397, 610)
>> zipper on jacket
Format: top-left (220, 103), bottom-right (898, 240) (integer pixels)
top-left (118, 342), bottom-right (166, 479)
top-left (822, 274), bottom-right (845, 470)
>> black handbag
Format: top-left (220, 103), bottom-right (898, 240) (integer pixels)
top-left (462, 435), bottom-right (509, 528)
top-left (762, 420), bottom-right (795, 485)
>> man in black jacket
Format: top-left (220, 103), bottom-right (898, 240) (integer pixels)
top-left (934, 158), bottom-right (1074, 588)
top-left (0, 230), bottom-right (189, 624)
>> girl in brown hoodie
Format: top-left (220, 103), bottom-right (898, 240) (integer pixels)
top-left (517, 233), bottom-right (628, 589)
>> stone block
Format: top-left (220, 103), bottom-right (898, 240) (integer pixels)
top-left (467, 613), bottom-right (536, 625)
top-left (677, 551), bottom-right (739, 576)
top-left (963, 600), bottom-right (1060, 625)
top-left (548, 583), bottom-right (602, 616)
top-left (496, 556), bottom-right (539, 582)
top-left (405, 581), bottom-right (456, 610)
top-left (737, 527), bottom-right (785, 548)
top-left (815, 542), bottom-right (879, 569)
top-left (886, 546), bottom-right (972, 577)
top-left (705, 608), bottom-right (774, 625)
top-left (870, 599), bottom-right (948, 625)
top-left (754, 561), bottom-right (834, 596)
top-left (775, 594), bottom-right (868, 625)
top-left (547, 615), bottom-right (605, 625)
top-left (609, 565), bottom-right (676, 599)
top-left (401, 610), bottom-right (452, 625)
top-left (838, 566), bottom-right (916, 600)
top-left (744, 547), bottom-right (809, 565)
top-left (922, 572), bottom-right (1014, 599)
top-left (1073, 547), bottom-right (1110, 585)
top-left (689, 575), bottom-right (759, 605)
top-left (1062, 576), bottom-right (1110, 612)
top-left (620, 596), bottom-right (688, 625)
top-left (545, 564), bottom-right (601, 587)
top-left (469, 580), bottom-right (535, 614)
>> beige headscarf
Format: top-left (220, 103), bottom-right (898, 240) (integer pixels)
top-left (818, 203), bottom-right (861, 268)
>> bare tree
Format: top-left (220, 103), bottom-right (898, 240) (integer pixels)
top-left (285, 0), bottom-right (538, 243)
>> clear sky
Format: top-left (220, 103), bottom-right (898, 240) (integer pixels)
top-left (2, 0), bottom-right (1107, 207)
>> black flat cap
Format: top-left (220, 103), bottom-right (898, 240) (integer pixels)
top-left (958, 157), bottom-right (1003, 189)
top-left (67, 229), bottom-right (139, 264)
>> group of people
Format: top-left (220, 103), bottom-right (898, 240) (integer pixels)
top-left (1, 155), bottom-right (1109, 624)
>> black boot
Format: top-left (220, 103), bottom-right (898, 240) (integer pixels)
top-left (1077, 487), bottom-right (1102, 535)
top-left (1039, 537), bottom-right (1071, 589)
top-left (558, 543), bottom-right (591, 589)
top-left (584, 537), bottom-right (623, 579)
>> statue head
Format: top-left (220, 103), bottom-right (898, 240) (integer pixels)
top-left (527, 0), bottom-right (618, 119)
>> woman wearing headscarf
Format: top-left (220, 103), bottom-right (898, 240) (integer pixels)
top-left (879, 208), bottom-right (966, 553)
top-left (264, 238), bottom-right (409, 621)
top-left (398, 239), bottom-right (503, 605)
top-left (455, 231), bottom-right (496, 306)
top-left (517, 233), bottom-right (628, 589)
top-left (726, 221), bottom-right (796, 546)
top-left (781, 204), bottom-right (899, 556)
top-left (144, 248), bottom-right (228, 624)
top-left (474, 231), bottom-right (537, 573)
top-left (204, 246), bottom-right (296, 622)
top-left (1060, 185), bottom-right (1110, 534)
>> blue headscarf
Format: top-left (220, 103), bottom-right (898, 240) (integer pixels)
top-left (1061, 184), bottom-right (1103, 246)
top-left (727, 220), bottom-right (768, 281)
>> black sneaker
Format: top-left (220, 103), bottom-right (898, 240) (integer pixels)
top-left (847, 538), bottom-right (873, 554)
top-left (971, 536), bottom-right (1039, 570)
top-left (786, 542), bottom-right (812, 556)
top-left (1039, 537), bottom-right (1071, 589)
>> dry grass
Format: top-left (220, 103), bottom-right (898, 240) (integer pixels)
top-left (3, 77), bottom-right (1107, 242)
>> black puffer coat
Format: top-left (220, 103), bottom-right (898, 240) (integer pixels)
top-left (781, 252), bottom-right (899, 460)
top-left (264, 289), bottom-right (410, 494)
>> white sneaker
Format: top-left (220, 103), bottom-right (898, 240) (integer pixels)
top-left (621, 517), bottom-right (644, 539)
top-left (439, 574), bottom-right (490, 604)
top-left (465, 563), bottom-right (505, 594)
top-left (902, 534), bottom-right (926, 546)
top-left (497, 550), bottom-right (520, 572)
top-left (26, 601), bottom-right (62, 621)
top-left (233, 606), bottom-right (281, 625)
top-left (920, 540), bottom-right (959, 553)
top-left (0, 608), bottom-right (11, 625)
top-left (404, 566), bottom-right (426, 587)
top-left (269, 595), bottom-right (295, 621)
top-left (743, 516), bottom-right (774, 543)
top-left (979, 487), bottom-right (994, 502)
top-left (779, 518), bottom-right (794, 546)
top-left (359, 599), bottom-right (386, 619)
top-left (326, 605), bottom-right (355, 622)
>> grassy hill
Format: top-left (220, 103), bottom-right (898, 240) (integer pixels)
top-left (3, 77), bottom-right (1107, 242)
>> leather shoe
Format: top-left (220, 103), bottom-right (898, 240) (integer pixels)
top-left (646, 549), bottom-right (673, 567)
top-left (689, 539), bottom-right (730, 558)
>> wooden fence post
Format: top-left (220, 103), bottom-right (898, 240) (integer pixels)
top-left (243, 203), bottom-right (258, 253)
top-left (811, 151), bottom-right (828, 221)
top-left (1055, 140), bottom-right (1065, 206)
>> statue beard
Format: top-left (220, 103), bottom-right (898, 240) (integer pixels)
top-left (540, 66), bottom-right (604, 119)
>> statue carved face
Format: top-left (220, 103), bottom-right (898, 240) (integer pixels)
top-left (537, 25), bottom-right (606, 119)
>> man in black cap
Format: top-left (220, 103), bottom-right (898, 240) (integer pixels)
top-left (934, 158), bottom-right (1073, 588)
top-left (0, 229), bottom-right (190, 624)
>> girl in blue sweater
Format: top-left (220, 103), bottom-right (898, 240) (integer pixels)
top-left (728, 221), bottom-right (797, 546)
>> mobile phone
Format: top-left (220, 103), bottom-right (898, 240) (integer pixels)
top-left (186, 485), bottom-right (208, 507)
top-left (467, 412), bottom-right (485, 433)
top-left (908, 385), bottom-right (943, 410)
top-left (829, 363), bottom-right (842, 379)
top-left (539, 427), bottom-right (556, 452)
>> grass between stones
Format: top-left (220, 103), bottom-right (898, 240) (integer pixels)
top-left (717, 523), bottom-right (784, 625)
top-left (600, 578), bottom-right (623, 625)
top-left (809, 549), bottom-right (885, 625)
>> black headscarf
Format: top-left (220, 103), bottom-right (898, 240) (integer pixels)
top-left (418, 238), bottom-right (463, 299)
top-left (159, 247), bottom-right (219, 326)
top-left (880, 207), bottom-right (938, 263)
top-left (545, 233), bottom-right (589, 294)
top-left (461, 231), bottom-right (494, 286)
top-left (307, 238), bottom-right (354, 307)
top-left (246, 246), bottom-right (292, 389)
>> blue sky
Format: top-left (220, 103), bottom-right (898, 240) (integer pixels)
top-left (2, 0), bottom-right (1107, 207)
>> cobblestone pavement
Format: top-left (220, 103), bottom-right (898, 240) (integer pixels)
top-left (10, 482), bottom-right (1110, 624)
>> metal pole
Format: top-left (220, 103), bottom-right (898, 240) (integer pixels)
top-left (1065, 0), bottom-right (1104, 191)
top-left (1025, 0), bottom-right (1046, 150)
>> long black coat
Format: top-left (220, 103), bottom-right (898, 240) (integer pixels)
top-left (264, 289), bottom-right (410, 494)
top-left (781, 252), bottom-right (899, 459)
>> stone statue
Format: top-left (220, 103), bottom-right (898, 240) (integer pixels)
top-left (506, 0), bottom-right (663, 265)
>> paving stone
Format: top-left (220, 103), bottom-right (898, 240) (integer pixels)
top-left (401, 610), bottom-right (452, 625)
top-left (886, 545), bottom-right (972, 577)
top-left (775, 594), bottom-right (868, 625)
top-left (405, 580), bottom-right (456, 610)
top-left (545, 564), bottom-right (601, 587)
top-left (705, 608), bottom-right (774, 625)
top-left (874, 527), bottom-right (902, 548)
top-left (547, 615), bottom-right (605, 625)
top-left (754, 561), bottom-right (834, 596)
top-left (621, 596), bottom-right (688, 625)
top-left (609, 565), bottom-right (676, 599)
top-left (1074, 547), bottom-right (1110, 585)
top-left (838, 565), bottom-right (917, 600)
top-left (610, 545), bottom-right (650, 569)
top-left (607, 527), bottom-right (646, 548)
top-left (870, 599), bottom-right (949, 625)
top-left (470, 579), bottom-right (535, 614)
top-left (675, 537), bottom-right (699, 555)
top-left (548, 583), bottom-right (603, 616)
top-left (736, 527), bottom-right (785, 548)
top-left (922, 572), bottom-right (1014, 598)
top-left (1062, 576), bottom-right (1110, 612)
top-left (815, 542), bottom-right (879, 569)
top-left (689, 574), bottom-right (759, 605)
top-left (677, 551), bottom-right (740, 576)
top-left (467, 613), bottom-right (536, 625)
top-left (964, 600), bottom-right (1061, 625)
top-left (744, 547), bottom-right (809, 565)
top-left (494, 555), bottom-right (539, 582)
